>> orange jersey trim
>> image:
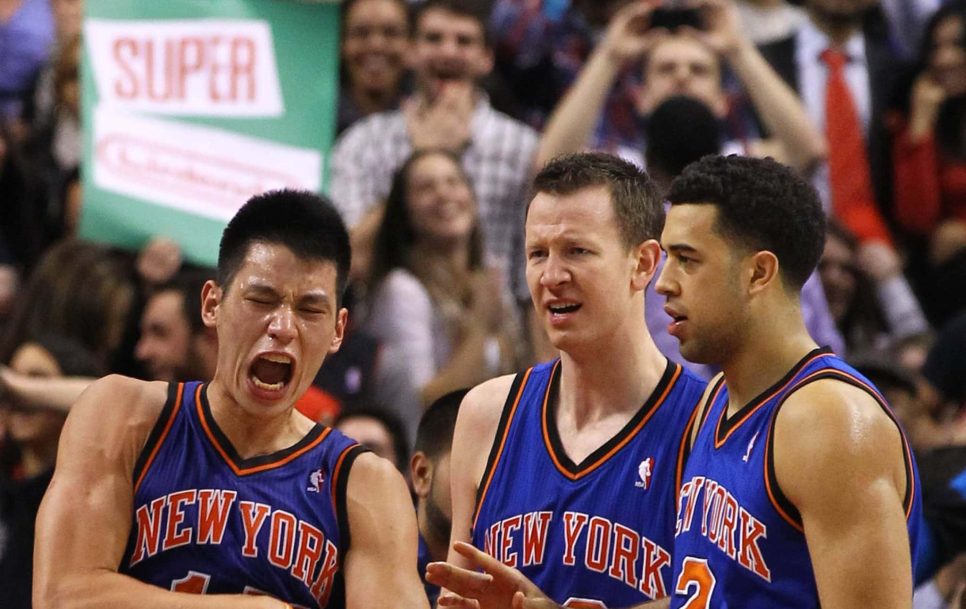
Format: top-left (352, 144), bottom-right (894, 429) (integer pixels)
top-left (330, 442), bottom-right (360, 510)
top-left (195, 384), bottom-right (332, 476)
top-left (472, 368), bottom-right (532, 531)
top-left (762, 367), bottom-right (918, 532)
top-left (714, 351), bottom-right (831, 449)
top-left (134, 383), bottom-right (185, 493)
top-left (675, 395), bottom-right (704, 505)
top-left (543, 363), bottom-right (683, 481)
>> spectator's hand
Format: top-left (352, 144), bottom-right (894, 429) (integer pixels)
top-left (137, 236), bottom-right (182, 288)
top-left (600, 0), bottom-right (665, 65)
top-left (685, 0), bottom-right (745, 59)
top-left (405, 81), bottom-right (474, 152)
top-left (468, 268), bottom-right (506, 334)
top-left (908, 73), bottom-right (947, 140)
top-left (856, 240), bottom-right (901, 282)
top-left (427, 541), bottom-right (555, 609)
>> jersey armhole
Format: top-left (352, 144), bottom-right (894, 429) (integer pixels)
top-left (132, 382), bottom-right (184, 493)
top-left (472, 369), bottom-right (531, 530)
top-left (675, 394), bottom-right (705, 502)
top-left (333, 443), bottom-right (369, 560)
top-left (764, 370), bottom-right (918, 533)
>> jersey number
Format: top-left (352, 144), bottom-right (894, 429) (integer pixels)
top-left (674, 557), bottom-right (716, 609)
top-left (171, 571), bottom-right (275, 600)
top-left (563, 598), bottom-right (607, 609)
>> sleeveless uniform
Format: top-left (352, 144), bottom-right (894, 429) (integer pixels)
top-left (472, 359), bottom-right (706, 607)
top-left (669, 348), bottom-right (923, 608)
top-left (119, 382), bottom-right (365, 609)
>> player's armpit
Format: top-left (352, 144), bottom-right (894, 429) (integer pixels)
top-left (774, 381), bottom-right (914, 609)
top-left (341, 452), bottom-right (430, 609)
top-left (33, 376), bottom-right (279, 609)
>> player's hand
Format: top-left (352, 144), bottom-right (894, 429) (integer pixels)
top-left (427, 542), bottom-right (555, 609)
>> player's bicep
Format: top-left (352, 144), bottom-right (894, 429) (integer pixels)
top-left (342, 454), bottom-right (429, 609)
top-left (775, 384), bottom-right (913, 609)
top-left (34, 378), bottom-right (157, 602)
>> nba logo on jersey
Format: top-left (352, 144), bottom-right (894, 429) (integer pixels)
top-left (307, 468), bottom-right (326, 493)
top-left (635, 458), bottom-right (654, 490)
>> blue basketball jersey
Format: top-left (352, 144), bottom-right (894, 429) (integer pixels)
top-left (669, 348), bottom-right (923, 608)
top-left (472, 359), bottom-right (706, 607)
top-left (119, 382), bottom-right (364, 609)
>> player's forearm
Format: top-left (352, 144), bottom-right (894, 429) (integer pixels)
top-left (727, 40), bottom-right (827, 172)
top-left (535, 48), bottom-right (622, 169)
top-left (34, 570), bottom-right (286, 609)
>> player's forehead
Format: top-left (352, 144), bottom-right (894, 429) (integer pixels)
top-left (233, 242), bottom-right (338, 299)
top-left (661, 204), bottom-right (721, 247)
top-left (525, 186), bottom-right (619, 240)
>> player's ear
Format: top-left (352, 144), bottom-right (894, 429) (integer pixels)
top-left (747, 250), bottom-right (780, 295)
top-left (200, 280), bottom-right (222, 328)
top-left (328, 308), bottom-right (349, 355)
top-left (410, 451), bottom-right (434, 499)
top-left (631, 239), bottom-right (663, 291)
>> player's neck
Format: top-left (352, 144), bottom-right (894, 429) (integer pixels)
top-left (205, 381), bottom-right (313, 459)
top-left (558, 326), bottom-right (667, 423)
top-left (721, 320), bottom-right (817, 415)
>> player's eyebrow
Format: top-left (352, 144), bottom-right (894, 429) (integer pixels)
top-left (664, 243), bottom-right (699, 255)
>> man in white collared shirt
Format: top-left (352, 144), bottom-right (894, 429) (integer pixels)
top-left (330, 0), bottom-right (538, 302)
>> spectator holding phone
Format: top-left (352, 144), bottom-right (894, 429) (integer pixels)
top-left (534, 0), bottom-right (826, 173)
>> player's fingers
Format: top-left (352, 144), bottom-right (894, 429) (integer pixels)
top-left (516, 592), bottom-right (560, 609)
top-left (437, 593), bottom-right (482, 609)
top-left (426, 561), bottom-right (493, 595)
top-left (452, 541), bottom-right (519, 577)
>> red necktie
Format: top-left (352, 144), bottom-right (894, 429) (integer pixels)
top-left (821, 47), bottom-right (892, 244)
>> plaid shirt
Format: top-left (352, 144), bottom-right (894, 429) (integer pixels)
top-left (329, 94), bottom-right (539, 299)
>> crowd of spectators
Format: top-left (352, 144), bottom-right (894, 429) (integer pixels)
top-left (2, 0), bottom-right (966, 606)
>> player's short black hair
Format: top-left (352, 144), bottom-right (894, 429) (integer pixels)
top-left (531, 152), bottom-right (665, 249)
top-left (217, 189), bottom-right (351, 305)
top-left (414, 388), bottom-right (467, 459)
top-left (667, 154), bottom-right (826, 290)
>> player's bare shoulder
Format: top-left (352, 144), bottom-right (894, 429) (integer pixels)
top-left (64, 375), bottom-right (171, 469)
top-left (456, 373), bottom-right (519, 454)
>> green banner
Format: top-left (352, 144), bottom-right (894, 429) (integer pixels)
top-left (81, 0), bottom-right (339, 266)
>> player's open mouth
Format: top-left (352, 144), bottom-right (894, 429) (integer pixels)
top-left (548, 303), bottom-right (581, 315)
top-left (250, 354), bottom-right (293, 392)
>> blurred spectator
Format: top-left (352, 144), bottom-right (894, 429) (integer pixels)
top-left (26, 0), bottom-right (82, 131)
top-left (365, 150), bottom-right (523, 409)
top-left (410, 387), bottom-right (466, 606)
top-left (331, 0), bottom-right (538, 302)
top-left (336, 407), bottom-right (410, 473)
top-left (0, 0), bottom-right (54, 124)
top-left (0, 239), bottom-right (136, 370)
top-left (734, 0), bottom-right (807, 45)
top-left (489, 0), bottom-right (638, 136)
top-left (135, 269), bottom-right (215, 383)
top-left (0, 123), bottom-right (50, 271)
top-left (0, 334), bottom-right (103, 609)
top-left (339, 0), bottom-right (412, 134)
top-left (921, 311), bottom-right (966, 428)
top-left (534, 0), bottom-right (826, 173)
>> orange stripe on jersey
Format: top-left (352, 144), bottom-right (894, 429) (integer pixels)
top-left (762, 367), bottom-right (918, 531)
top-left (762, 422), bottom-right (805, 533)
top-left (544, 364), bottom-right (683, 481)
top-left (472, 368), bottom-right (532, 531)
top-left (196, 385), bottom-right (333, 476)
top-left (330, 442), bottom-right (360, 510)
top-left (714, 351), bottom-right (831, 449)
top-left (134, 383), bottom-right (185, 493)
top-left (675, 395), bottom-right (704, 504)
